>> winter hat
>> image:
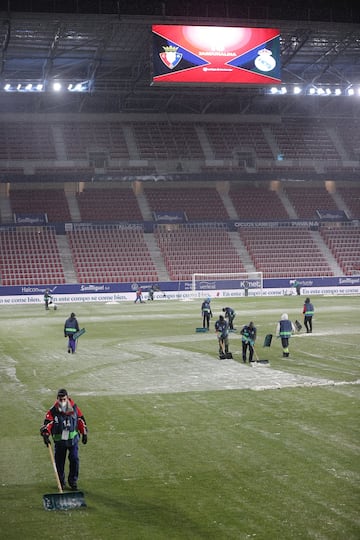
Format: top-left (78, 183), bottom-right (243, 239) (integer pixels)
top-left (57, 388), bottom-right (68, 398)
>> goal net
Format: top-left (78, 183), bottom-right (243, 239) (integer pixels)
top-left (191, 272), bottom-right (263, 299)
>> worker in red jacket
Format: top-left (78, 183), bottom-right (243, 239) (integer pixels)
top-left (40, 388), bottom-right (88, 491)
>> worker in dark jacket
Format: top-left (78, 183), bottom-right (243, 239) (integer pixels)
top-left (293, 280), bottom-right (301, 295)
top-left (240, 321), bottom-right (257, 363)
top-left (215, 314), bottom-right (230, 359)
top-left (40, 388), bottom-right (88, 490)
top-left (276, 313), bottom-right (296, 357)
top-left (222, 307), bottom-right (236, 330)
top-left (201, 297), bottom-right (212, 330)
top-left (64, 312), bottom-right (80, 354)
top-left (44, 289), bottom-right (53, 310)
top-left (303, 297), bottom-right (314, 333)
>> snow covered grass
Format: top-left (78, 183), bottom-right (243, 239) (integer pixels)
top-left (0, 295), bottom-right (359, 539)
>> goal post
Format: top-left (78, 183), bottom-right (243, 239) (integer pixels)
top-left (191, 272), bottom-right (263, 298)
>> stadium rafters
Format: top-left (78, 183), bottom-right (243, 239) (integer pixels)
top-left (0, 7), bottom-right (359, 116)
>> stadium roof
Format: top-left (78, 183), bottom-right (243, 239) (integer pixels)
top-left (0, 2), bottom-right (359, 116)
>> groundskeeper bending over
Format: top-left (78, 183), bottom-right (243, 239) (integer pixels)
top-left (215, 314), bottom-right (230, 359)
top-left (240, 321), bottom-right (257, 363)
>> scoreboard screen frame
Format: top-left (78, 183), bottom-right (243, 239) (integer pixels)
top-left (151, 24), bottom-right (281, 86)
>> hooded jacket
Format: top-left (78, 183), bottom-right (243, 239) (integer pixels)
top-left (303, 299), bottom-right (314, 316)
top-left (276, 313), bottom-right (295, 337)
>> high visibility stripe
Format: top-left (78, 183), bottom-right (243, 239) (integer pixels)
top-left (53, 430), bottom-right (78, 441)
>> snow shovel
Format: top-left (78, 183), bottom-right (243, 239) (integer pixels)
top-left (73, 328), bottom-right (86, 340)
top-left (43, 444), bottom-right (86, 511)
top-left (294, 320), bottom-right (302, 332)
top-left (253, 346), bottom-right (269, 365)
top-left (263, 334), bottom-right (273, 347)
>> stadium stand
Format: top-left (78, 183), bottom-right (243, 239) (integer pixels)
top-left (2, 181), bottom-right (358, 284)
top-left (320, 226), bottom-right (360, 275)
top-left (76, 188), bottom-right (143, 222)
top-left (132, 122), bottom-right (205, 161)
top-left (238, 226), bottom-right (334, 278)
top-left (60, 121), bottom-right (130, 161)
top-left (203, 122), bottom-right (273, 160)
top-left (10, 189), bottom-right (72, 222)
top-left (144, 186), bottom-right (229, 221)
top-left (0, 116), bottom-right (359, 178)
top-left (336, 186), bottom-right (360, 218)
top-left (282, 186), bottom-right (339, 219)
top-left (229, 185), bottom-right (289, 220)
top-left (67, 226), bottom-right (158, 283)
top-left (0, 228), bottom-right (65, 286)
top-left (154, 223), bottom-right (247, 281)
top-left (0, 122), bottom-right (56, 161)
top-left (333, 119), bottom-right (360, 162)
top-left (270, 118), bottom-right (341, 162)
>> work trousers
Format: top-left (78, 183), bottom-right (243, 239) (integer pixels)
top-left (242, 341), bottom-right (254, 362)
top-left (203, 313), bottom-right (211, 329)
top-left (304, 316), bottom-right (313, 333)
top-left (54, 442), bottom-right (79, 487)
top-left (67, 335), bottom-right (76, 353)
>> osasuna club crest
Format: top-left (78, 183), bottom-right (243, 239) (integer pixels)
top-left (160, 46), bottom-right (182, 69)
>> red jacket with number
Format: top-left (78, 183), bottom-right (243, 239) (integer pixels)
top-left (41, 398), bottom-right (87, 438)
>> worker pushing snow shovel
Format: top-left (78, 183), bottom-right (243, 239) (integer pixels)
top-left (40, 389), bottom-right (88, 510)
top-left (215, 314), bottom-right (232, 359)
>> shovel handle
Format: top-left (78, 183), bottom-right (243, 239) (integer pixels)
top-left (48, 443), bottom-right (64, 493)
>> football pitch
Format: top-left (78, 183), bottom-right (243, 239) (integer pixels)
top-left (0, 295), bottom-right (359, 539)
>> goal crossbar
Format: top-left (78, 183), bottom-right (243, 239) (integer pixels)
top-left (192, 272), bottom-right (263, 293)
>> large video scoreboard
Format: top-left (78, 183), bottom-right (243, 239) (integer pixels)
top-left (152, 25), bottom-right (281, 86)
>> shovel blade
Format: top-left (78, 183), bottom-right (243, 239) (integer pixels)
top-left (263, 334), bottom-right (273, 347)
top-left (43, 491), bottom-right (86, 511)
top-left (295, 320), bottom-right (302, 332)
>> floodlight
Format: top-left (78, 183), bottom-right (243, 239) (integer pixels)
top-left (308, 87), bottom-right (316, 95)
top-left (347, 88), bottom-right (354, 96)
top-left (53, 82), bottom-right (62, 91)
top-left (270, 87), bottom-right (278, 94)
top-left (4, 83), bottom-right (11, 91)
top-left (293, 86), bottom-right (302, 94)
top-left (335, 88), bottom-right (342, 95)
